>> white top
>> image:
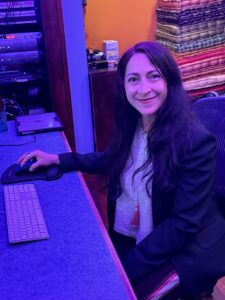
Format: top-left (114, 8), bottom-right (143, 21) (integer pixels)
top-left (114, 125), bottom-right (153, 244)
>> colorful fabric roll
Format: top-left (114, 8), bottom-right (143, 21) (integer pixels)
top-left (158, 0), bottom-right (223, 11)
top-left (158, 34), bottom-right (225, 53)
top-left (156, 27), bottom-right (224, 43)
top-left (156, 0), bottom-right (225, 99)
top-left (157, 20), bottom-right (225, 36)
top-left (188, 84), bottom-right (225, 99)
top-left (173, 46), bottom-right (225, 63)
top-left (181, 67), bottom-right (225, 81)
top-left (156, 2), bottom-right (225, 26)
top-left (183, 74), bottom-right (225, 91)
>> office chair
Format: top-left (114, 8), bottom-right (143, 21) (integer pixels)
top-left (191, 96), bottom-right (225, 218)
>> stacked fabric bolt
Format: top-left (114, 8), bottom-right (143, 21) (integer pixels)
top-left (156, 0), bottom-right (225, 99)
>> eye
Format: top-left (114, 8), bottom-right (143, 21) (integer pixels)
top-left (127, 76), bottom-right (138, 83)
top-left (148, 72), bottom-right (161, 80)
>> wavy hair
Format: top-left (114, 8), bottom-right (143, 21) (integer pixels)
top-left (107, 41), bottom-right (194, 196)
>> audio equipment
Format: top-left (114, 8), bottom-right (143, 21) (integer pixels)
top-left (0, 32), bottom-right (42, 52)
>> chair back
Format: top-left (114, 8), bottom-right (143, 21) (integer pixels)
top-left (192, 96), bottom-right (225, 217)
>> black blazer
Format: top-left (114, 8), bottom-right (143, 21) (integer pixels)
top-left (59, 124), bottom-right (225, 296)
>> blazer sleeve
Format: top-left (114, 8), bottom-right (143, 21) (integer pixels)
top-left (58, 151), bottom-right (109, 174)
top-left (122, 127), bottom-right (216, 284)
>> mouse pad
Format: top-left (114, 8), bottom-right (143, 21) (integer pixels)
top-left (1, 164), bottom-right (63, 184)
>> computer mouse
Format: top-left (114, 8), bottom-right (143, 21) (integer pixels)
top-left (15, 158), bottom-right (37, 175)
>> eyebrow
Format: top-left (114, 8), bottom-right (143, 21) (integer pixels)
top-left (125, 70), bottom-right (159, 77)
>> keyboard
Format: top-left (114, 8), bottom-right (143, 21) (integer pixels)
top-left (4, 183), bottom-right (49, 244)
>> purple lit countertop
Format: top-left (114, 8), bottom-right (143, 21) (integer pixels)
top-left (0, 121), bottom-right (136, 300)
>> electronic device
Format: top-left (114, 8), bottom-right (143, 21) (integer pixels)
top-left (0, 1), bottom-right (35, 10)
top-left (0, 14), bottom-right (37, 26)
top-left (0, 1), bottom-right (38, 25)
top-left (0, 32), bottom-right (43, 86)
top-left (0, 71), bottom-right (43, 85)
top-left (15, 157), bottom-right (36, 174)
top-left (15, 112), bottom-right (63, 135)
top-left (0, 50), bottom-right (42, 65)
top-left (91, 60), bottom-right (108, 69)
top-left (3, 183), bottom-right (49, 244)
top-left (0, 32), bottom-right (42, 53)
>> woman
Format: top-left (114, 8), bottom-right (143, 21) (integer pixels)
top-left (18, 42), bottom-right (225, 299)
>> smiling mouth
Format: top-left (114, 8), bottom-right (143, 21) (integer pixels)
top-left (136, 96), bottom-right (157, 102)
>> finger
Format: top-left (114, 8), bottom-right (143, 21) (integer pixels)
top-left (19, 152), bottom-right (33, 166)
top-left (20, 159), bottom-right (29, 166)
top-left (29, 161), bottom-right (41, 172)
top-left (17, 152), bottom-right (30, 163)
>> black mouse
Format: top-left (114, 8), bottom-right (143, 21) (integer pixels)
top-left (15, 158), bottom-right (37, 175)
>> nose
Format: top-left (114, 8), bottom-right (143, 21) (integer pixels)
top-left (138, 78), bottom-right (151, 95)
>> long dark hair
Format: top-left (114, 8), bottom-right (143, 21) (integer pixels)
top-left (107, 41), bottom-right (194, 196)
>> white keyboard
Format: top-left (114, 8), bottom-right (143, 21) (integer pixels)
top-left (4, 183), bottom-right (49, 244)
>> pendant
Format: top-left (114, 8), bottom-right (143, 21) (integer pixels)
top-left (130, 201), bottom-right (140, 228)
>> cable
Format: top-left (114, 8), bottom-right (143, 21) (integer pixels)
top-left (3, 97), bottom-right (25, 116)
top-left (0, 134), bottom-right (36, 146)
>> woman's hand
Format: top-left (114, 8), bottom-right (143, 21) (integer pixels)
top-left (17, 150), bottom-right (60, 172)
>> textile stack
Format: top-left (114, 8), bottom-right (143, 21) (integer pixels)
top-left (156, 0), bottom-right (225, 100)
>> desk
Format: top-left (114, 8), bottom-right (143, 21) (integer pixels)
top-left (0, 122), bottom-right (136, 300)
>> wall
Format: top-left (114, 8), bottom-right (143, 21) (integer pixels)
top-left (84, 0), bottom-right (158, 55)
top-left (61, 0), bottom-right (94, 152)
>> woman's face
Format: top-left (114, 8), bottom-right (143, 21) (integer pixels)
top-left (124, 52), bottom-right (167, 130)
